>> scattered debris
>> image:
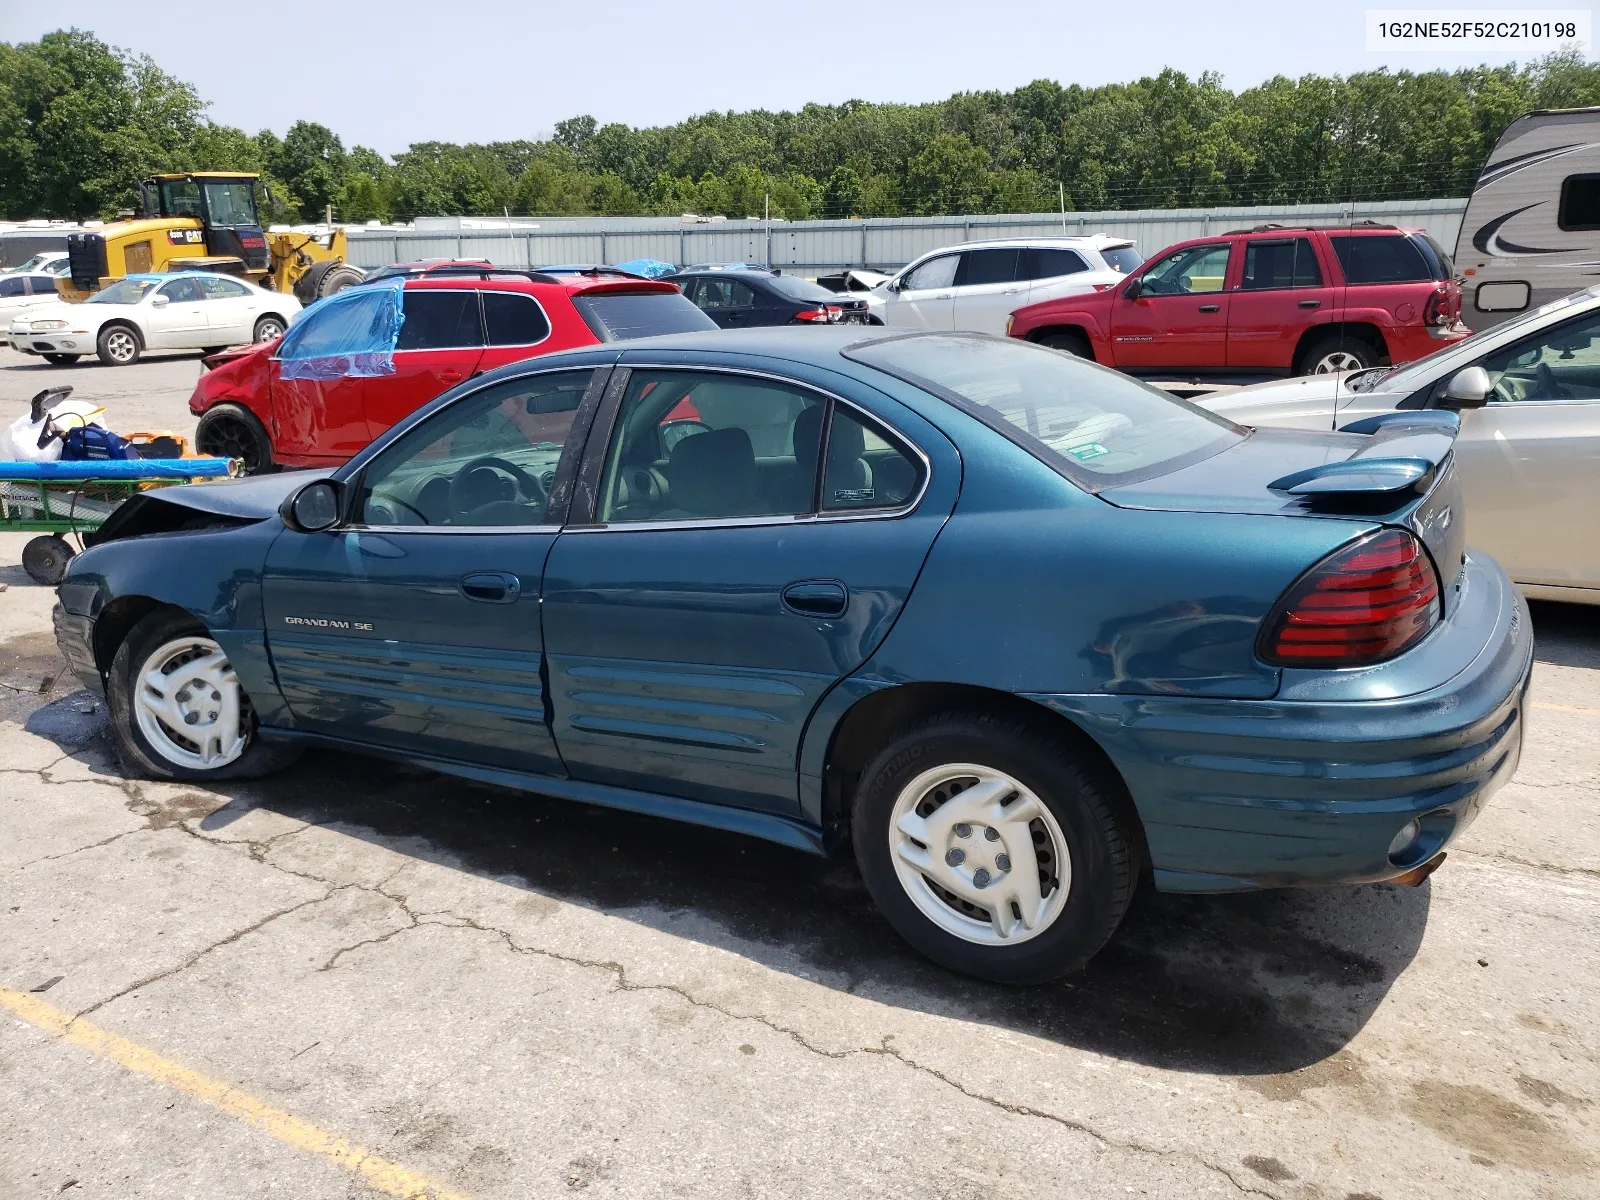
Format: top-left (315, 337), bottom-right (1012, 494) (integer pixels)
top-left (30, 976), bottom-right (63, 993)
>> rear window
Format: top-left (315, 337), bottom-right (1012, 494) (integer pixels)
top-left (847, 334), bottom-right (1240, 489)
top-left (1328, 234), bottom-right (1436, 285)
top-left (571, 291), bottom-right (717, 341)
top-left (767, 274), bottom-right (837, 302)
top-left (1099, 245), bottom-right (1144, 274)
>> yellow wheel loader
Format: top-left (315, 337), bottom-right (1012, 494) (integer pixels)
top-left (60, 173), bottom-right (365, 304)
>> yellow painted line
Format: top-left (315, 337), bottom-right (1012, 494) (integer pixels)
top-left (0, 986), bottom-right (470, 1200)
top-left (1532, 701), bottom-right (1600, 717)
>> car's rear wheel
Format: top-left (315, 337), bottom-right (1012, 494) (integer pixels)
top-left (1040, 330), bottom-right (1093, 359)
top-left (851, 710), bottom-right (1138, 983)
top-left (252, 315), bottom-right (287, 343)
top-left (1300, 333), bottom-right (1379, 375)
top-left (43, 353), bottom-right (80, 365)
top-left (195, 403), bottom-right (275, 474)
top-left (96, 324), bottom-right (140, 366)
top-left (107, 610), bottom-right (300, 782)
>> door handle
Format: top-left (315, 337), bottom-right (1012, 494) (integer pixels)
top-left (1299, 299), bottom-right (1322, 309)
top-left (460, 572), bottom-right (521, 604)
top-left (1002, 288), bottom-right (1021, 295)
top-left (1198, 304), bottom-right (1221, 313)
top-left (781, 579), bottom-right (848, 619)
top-left (439, 370), bottom-right (466, 383)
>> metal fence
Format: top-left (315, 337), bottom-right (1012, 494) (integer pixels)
top-left (344, 198), bottom-right (1469, 277)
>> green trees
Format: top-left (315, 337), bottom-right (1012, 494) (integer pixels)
top-left (5, 28), bottom-right (1600, 223)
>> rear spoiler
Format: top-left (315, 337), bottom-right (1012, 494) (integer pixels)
top-left (1269, 410), bottom-right (1459, 501)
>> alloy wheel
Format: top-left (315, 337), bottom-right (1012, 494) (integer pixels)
top-left (889, 763), bottom-right (1071, 945)
top-left (255, 318), bottom-right (284, 342)
top-left (132, 636), bottom-right (249, 770)
top-left (1313, 350), bottom-right (1367, 374)
top-left (199, 416), bottom-right (261, 473)
top-left (104, 328), bottom-right (137, 363)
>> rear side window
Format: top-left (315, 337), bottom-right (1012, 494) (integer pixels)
top-left (398, 290), bottom-right (482, 349)
top-left (1559, 174), bottom-right (1600, 230)
top-left (1022, 248), bottom-right (1089, 280)
top-left (0, 277), bottom-right (24, 298)
top-left (957, 249), bottom-right (1021, 286)
top-left (571, 291), bottom-right (717, 341)
top-left (1328, 235), bottom-right (1432, 285)
top-left (1241, 238), bottom-right (1322, 290)
top-left (482, 291), bottom-right (551, 346)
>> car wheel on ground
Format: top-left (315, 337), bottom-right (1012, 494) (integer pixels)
top-left (43, 353), bottom-right (80, 365)
top-left (252, 315), bottom-right (287, 343)
top-left (1300, 333), bottom-right (1380, 375)
top-left (96, 324), bottom-right (141, 366)
top-left (200, 346), bottom-right (226, 356)
top-left (1040, 330), bottom-right (1092, 359)
top-left (106, 609), bottom-right (300, 781)
top-left (21, 535), bottom-right (75, 585)
top-left (195, 402), bottom-right (275, 474)
top-left (851, 710), bottom-right (1138, 983)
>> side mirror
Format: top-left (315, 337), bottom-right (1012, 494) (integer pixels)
top-left (150, 294), bottom-right (170, 308)
top-left (280, 479), bottom-right (342, 532)
top-left (1442, 365), bottom-right (1493, 409)
top-left (1123, 277), bottom-right (1142, 301)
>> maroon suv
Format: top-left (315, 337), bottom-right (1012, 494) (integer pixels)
top-left (1007, 224), bottom-right (1467, 378)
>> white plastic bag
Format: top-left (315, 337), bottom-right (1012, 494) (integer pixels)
top-left (5, 398), bottom-right (105, 463)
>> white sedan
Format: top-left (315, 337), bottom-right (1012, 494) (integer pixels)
top-left (8, 271), bottom-right (301, 366)
top-left (1201, 285), bottom-right (1600, 606)
top-left (0, 273), bottom-right (66, 331)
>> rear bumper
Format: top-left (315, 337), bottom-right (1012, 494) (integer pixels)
top-left (1028, 553), bottom-right (1532, 892)
top-left (1386, 322), bottom-right (1470, 363)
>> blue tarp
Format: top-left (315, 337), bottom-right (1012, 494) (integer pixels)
top-left (613, 258), bottom-right (678, 279)
top-left (277, 279), bottom-right (406, 381)
top-left (0, 458), bottom-right (237, 480)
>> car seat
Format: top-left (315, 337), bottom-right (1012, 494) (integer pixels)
top-left (654, 426), bottom-right (769, 520)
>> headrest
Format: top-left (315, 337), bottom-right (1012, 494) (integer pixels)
top-left (666, 426), bottom-right (756, 515)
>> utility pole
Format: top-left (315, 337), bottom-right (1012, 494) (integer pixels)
top-left (764, 192), bottom-right (771, 268)
top-left (1059, 183), bottom-right (1066, 234)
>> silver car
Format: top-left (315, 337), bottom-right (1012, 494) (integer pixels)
top-left (1202, 286), bottom-right (1600, 606)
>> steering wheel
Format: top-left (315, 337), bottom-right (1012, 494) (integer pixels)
top-left (1533, 362), bottom-right (1573, 401)
top-left (447, 455), bottom-right (546, 523)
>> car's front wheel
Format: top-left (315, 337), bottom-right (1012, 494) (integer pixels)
top-left (96, 324), bottom-right (141, 366)
top-left (195, 403), bottom-right (275, 474)
top-left (107, 610), bottom-right (300, 781)
top-left (852, 710), bottom-right (1138, 983)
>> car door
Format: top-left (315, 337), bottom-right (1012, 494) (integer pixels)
top-left (950, 248), bottom-right (1024, 335)
top-left (1226, 236), bottom-right (1333, 371)
top-left (1449, 307), bottom-right (1600, 591)
top-left (364, 286), bottom-right (486, 439)
top-left (688, 276), bottom-right (759, 328)
top-left (540, 363), bottom-right (955, 816)
top-left (0, 275), bottom-right (31, 327)
top-left (1110, 242), bottom-right (1234, 370)
top-left (198, 275), bottom-right (257, 344)
top-left (267, 284), bottom-right (391, 461)
top-left (260, 368), bottom-right (601, 772)
top-left (144, 276), bottom-right (210, 347)
top-left (883, 254), bottom-right (958, 330)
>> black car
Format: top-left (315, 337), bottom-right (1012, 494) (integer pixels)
top-left (676, 269), bottom-right (872, 327)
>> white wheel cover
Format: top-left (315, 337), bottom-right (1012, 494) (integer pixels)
top-left (133, 636), bottom-right (249, 770)
top-left (889, 763), bottom-right (1072, 946)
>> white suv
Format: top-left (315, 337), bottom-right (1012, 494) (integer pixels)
top-left (872, 236), bottom-right (1143, 335)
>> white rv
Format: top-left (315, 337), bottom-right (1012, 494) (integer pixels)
top-left (1456, 106), bottom-right (1600, 331)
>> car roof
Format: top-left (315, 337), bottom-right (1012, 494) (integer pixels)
top-left (917, 236), bottom-right (1135, 255)
top-left (122, 271), bottom-right (253, 283)
top-left (399, 272), bottom-right (681, 296)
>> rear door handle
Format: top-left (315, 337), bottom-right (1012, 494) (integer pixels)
top-left (781, 579), bottom-right (848, 619)
top-left (439, 370), bottom-right (466, 383)
top-left (460, 572), bottom-right (521, 604)
top-left (1198, 304), bottom-right (1221, 313)
top-left (1299, 299), bottom-right (1322, 309)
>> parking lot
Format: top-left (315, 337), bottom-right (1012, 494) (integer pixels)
top-left (2, 346), bottom-right (1598, 1199)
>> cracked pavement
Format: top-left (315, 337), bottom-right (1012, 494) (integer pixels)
top-left (2, 484), bottom-right (1600, 1200)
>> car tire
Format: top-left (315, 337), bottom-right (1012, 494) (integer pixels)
top-left (316, 264), bottom-right (364, 298)
top-left (195, 403), bottom-right (275, 475)
top-left (1040, 330), bottom-right (1093, 359)
top-left (252, 315), bottom-right (287, 343)
top-left (200, 346), bottom-right (226, 357)
top-left (106, 608), bottom-right (301, 782)
top-left (43, 353), bottom-right (80, 365)
top-left (1299, 333), bottom-right (1380, 376)
top-left (21, 535), bottom-right (75, 585)
top-left (96, 323), bottom-right (141, 366)
top-left (851, 709), bottom-right (1138, 984)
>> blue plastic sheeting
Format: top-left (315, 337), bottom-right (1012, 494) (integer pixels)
top-left (613, 258), bottom-right (678, 279)
top-left (278, 279), bottom-right (405, 381)
top-left (0, 458), bottom-right (237, 480)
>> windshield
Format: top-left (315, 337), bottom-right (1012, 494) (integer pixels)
top-left (848, 334), bottom-right (1241, 488)
top-left (204, 181), bottom-right (258, 227)
top-left (1099, 245), bottom-right (1144, 274)
top-left (571, 292), bottom-right (716, 341)
top-left (87, 278), bottom-right (157, 305)
top-left (11, 253), bottom-right (62, 274)
top-left (768, 274), bottom-right (837, 302)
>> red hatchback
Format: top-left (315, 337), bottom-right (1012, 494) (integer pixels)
top-left (1007, 224), bottom-right (1468, 379)
top-left (191, 268), bottom-right (714, 472)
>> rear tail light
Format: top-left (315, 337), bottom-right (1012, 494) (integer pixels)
top-left (1424, 287), bottom-right (1448, 326)
top-left (794, 307), bottom-right (831, 322)
top-left (1260, 529), bottom-right (1441, 667)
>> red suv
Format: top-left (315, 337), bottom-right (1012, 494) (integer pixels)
top-left (190, 267), bottom-right (713, 472)
top-left (1007, 224), bottom-right (1467, 378)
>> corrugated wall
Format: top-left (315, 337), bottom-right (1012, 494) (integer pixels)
top-left (346, 198), bottom-right (1468, 277)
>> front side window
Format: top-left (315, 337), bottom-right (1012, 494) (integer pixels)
top-left (1479, 310), bottom-right (1600, 403)
top-left (1329, 234), bottom-right (1432, 285)
top-left (157, 277), bottom-right (205, 304)
top-left (1559, 174), bottom-right (1600, 231)
top-left (848, 334), bottom-right (1240, 488)
top-left (902, 255), bottom-right (959, 292)
top-left (396, 290), bottom-right (482, 350)
top-left (957, 249), bottom-right (1021, 287)
top-left (1241, 238), bottom-right (1322, 290)
top-left (203, 182), bottom-right (259, 227)
top-left (354, 371), bottom-right (591, 527)
top-left (1138, 244), bottom-right (1230, 296)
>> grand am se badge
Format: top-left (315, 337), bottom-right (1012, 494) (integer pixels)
top-left (283, 616), bottom-right (373, 631)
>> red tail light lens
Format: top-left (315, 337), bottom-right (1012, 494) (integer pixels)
top-left (793, 307), bottom-right (830, 322)
top-left (1261, 530), bottom-right (1441, 667)
top-left (1424, 287), bottom-right (1448, 326)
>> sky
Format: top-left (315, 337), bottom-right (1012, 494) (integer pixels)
top-left (1, 1), bottom-right (1586, 154)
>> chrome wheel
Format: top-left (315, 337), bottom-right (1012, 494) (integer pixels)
top-left (1313, 349), bottom-right (1367, 374)
top-left (254, 317), bottom-right (285, 342)
top-left (889, 763), bottom-right (1071, 945)
top-left (102, 328), bottom-right (138, 363)
top-left (133, 636), bottom-right (249, 770)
